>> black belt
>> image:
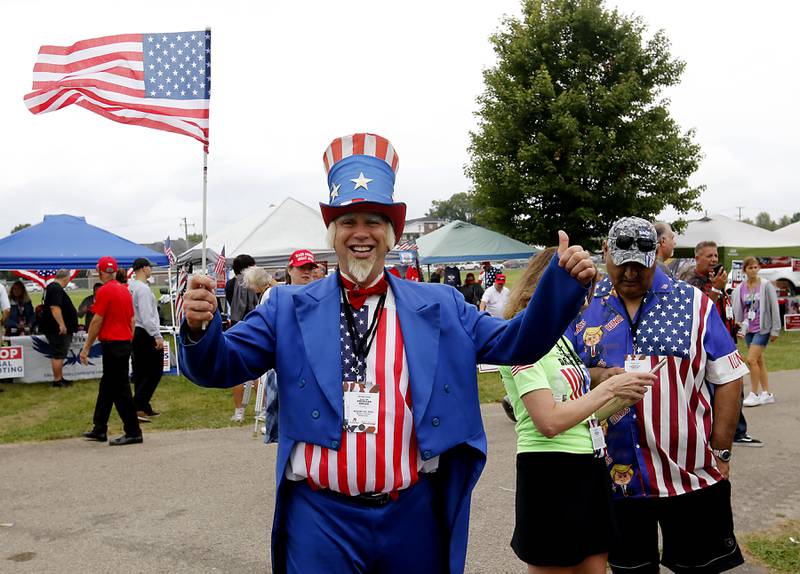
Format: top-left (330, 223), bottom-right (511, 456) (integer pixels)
top-left (322, 488), bottom-right (394, 507)
top-left (293, 472), bottom-right (433, 507)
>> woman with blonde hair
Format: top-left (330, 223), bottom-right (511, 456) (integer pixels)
top-left (500, 247), bottom-right (655, 574)
top-left (732, 257), bottom-right (780, 406)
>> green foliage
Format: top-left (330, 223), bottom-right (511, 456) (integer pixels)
top-left (468, 0), bottom-right (703, 249)
top-left (186, 232), bottom-right (203, 245)
top-left (748, 211), bottom-right (800, 231)
top-left (10, 223), bottom-right (31, 234)
top-left (426, 192), bottom-right (484, 223)
top-left (755, 211), bottom-right (779, 231)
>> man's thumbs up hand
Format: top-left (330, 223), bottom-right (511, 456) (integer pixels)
top-left (557, 230), bottom-right (596, 284)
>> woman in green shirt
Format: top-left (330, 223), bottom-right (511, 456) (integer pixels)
top-left (501, 247), bottom-right (655, 574)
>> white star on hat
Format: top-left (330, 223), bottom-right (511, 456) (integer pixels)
top-left (350, 172), bottom-right (373, 191)
top-left (330, 182), bottom-right (341, 199)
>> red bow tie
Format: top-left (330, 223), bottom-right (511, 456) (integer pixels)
top-left (340, 275), bottom-right (388, 310)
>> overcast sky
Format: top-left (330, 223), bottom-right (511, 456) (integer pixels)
top-left (3, 0), bottom-right (798, 244)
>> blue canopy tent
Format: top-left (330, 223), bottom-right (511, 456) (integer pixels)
top-left (415, 220), bottom-right (538, 264)
top-left (0, 214), bottom-right (168, 269)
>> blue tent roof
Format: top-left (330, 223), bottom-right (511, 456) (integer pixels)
top-left (0, 214), bottom-right (169, 269)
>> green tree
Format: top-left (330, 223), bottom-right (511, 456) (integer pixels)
top-left (10, 223), bottom-right (31, 234)
top-left (754, 211), bottom-right (777, 231)
top-left (426, 192), bottom-right (482, 223)
top-left (777, 212), bottom-right (800, 228)
top-left (186, 232), bottom-right (203, 245)
top-left (468, 0), bottom-right (703, 249)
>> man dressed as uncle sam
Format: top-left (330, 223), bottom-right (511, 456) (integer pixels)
top-left (179, 133), bottom-right (596, 573)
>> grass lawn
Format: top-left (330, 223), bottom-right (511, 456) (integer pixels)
top-left (0, 375), bottom-right (241, 444)
top-left (741, 520), bottom-right (800, 574)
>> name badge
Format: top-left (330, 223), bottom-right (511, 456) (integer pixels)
top-left (343, 381), bottom-right (380, 433)
top-left (624, 354), bottom-right (650, 373)
top-left (588, 419), bottom-right (606, 451)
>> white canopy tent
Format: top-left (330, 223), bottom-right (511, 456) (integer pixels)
top-left (774, 221), bottom-right (800, 243)
top-left (673, 214), bottom-right (800, 265)
top-left (675, 214), bottom-right (799, 249)
top-left (178, 197), bottom-right (337, 268)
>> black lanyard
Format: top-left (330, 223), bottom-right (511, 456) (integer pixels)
top-left (338, 279), bottom-right (387, 364)
top-left (621, 300), bottom-right (644, 347)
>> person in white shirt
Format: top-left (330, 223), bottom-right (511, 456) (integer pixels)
top-left (480, 273), bottom-right (510, 318)
top-left (128, 258), bottom-right (164, 422)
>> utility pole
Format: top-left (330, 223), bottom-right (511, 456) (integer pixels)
top-left (736, 206), bottom-right (744, 221)
top-left (180, 217), bottom-right (195, 244)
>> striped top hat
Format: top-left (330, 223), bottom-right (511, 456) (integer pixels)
top-left (320, 133), bottom-right (407, 238)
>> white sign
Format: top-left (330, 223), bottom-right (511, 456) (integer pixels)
top-left (163, 340), bottom-right (171, 373)
top-left (0, 346), bottom-right (25, 379)
top-left (784, 313), bottom-right (800, 331)
top-left (6, 333), bottom-right (104, 384)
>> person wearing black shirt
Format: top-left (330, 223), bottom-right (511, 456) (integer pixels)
top-left (459, 273), bottom-right (484, 307)
top-left (41, 270), bottom-right (78, 387)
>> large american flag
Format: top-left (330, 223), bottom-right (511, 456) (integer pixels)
top-left (24, 31), bottom-right (210, 151)
top-left (287, 288), bottom-right (438, 495)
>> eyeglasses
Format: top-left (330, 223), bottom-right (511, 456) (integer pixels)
top-left (615, 235), bottom-right (655, 253)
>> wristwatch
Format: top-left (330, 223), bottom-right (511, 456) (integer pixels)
top-left (711, 448), bottom-right (732, 462)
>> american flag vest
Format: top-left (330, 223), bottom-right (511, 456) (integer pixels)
top-left (569, 268), bottom-right (748, 499)
top-left (286, 285), bottom-right (438, 494)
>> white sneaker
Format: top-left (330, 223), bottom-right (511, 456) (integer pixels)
top-left (230, 407), bottom-right (245, 422)
top-left (758, 391), bottom-right (775, 405)
top-left (742, 392), bottom-right (760, 407)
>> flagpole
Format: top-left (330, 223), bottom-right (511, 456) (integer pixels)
top-left (167, 264), bottom-right (181, 377)
top-left (202, 150), bottom-right (208, 273)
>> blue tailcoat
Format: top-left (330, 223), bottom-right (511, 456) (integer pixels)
top-left (180, 256), bottom-right (585, 573)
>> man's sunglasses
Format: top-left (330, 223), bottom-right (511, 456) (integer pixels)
top-left (615, 235), bottom-right (655, 252)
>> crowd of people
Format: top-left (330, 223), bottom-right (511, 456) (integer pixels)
top-left (0, 131), bottom-right (787, 573)
top-left (171, 132), bottom-right (786, 574)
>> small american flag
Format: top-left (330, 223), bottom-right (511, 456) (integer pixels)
top-left (24, 30), bottom-right (210, 151)
top-left (213, 246), bottom-right (226, 277)
top-left (175, 265), bottom-right (188, 324)
top-left (163, 236), bottom-right (176, 266)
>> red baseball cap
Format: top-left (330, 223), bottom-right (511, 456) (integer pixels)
top-left (97, 256), bottom-right (118, 274)
top-left (288, 249), bottom-right (317, 268)
top-left (494, 273), bottom-right (506, 284)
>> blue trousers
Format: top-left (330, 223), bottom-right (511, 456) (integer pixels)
top-left (283, 476), bottom-right (446, 573)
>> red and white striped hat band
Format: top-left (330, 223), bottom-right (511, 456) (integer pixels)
top-left (322, 133), bottom-right (399, 175)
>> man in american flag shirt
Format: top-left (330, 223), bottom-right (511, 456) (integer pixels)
top-left (568, 217), bottom-right (749, 574)
top-left (179, 133), bottom-right (596, 574)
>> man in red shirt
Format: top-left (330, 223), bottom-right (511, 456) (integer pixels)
top-left (80, 256), bottom-right (142, 445)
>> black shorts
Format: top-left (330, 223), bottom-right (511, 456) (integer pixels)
top-left (45, 333), bottom-right (73, 360)
top-left (609, 480), bottom-right (743, 574)
top-left (511, 451), bottom-right (616, 567)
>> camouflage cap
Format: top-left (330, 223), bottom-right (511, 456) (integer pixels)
top-left (607, 217), bottom-right (657, 267)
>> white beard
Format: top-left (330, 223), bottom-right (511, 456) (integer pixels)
top-left (343, 252), bottom-right (379, 284)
